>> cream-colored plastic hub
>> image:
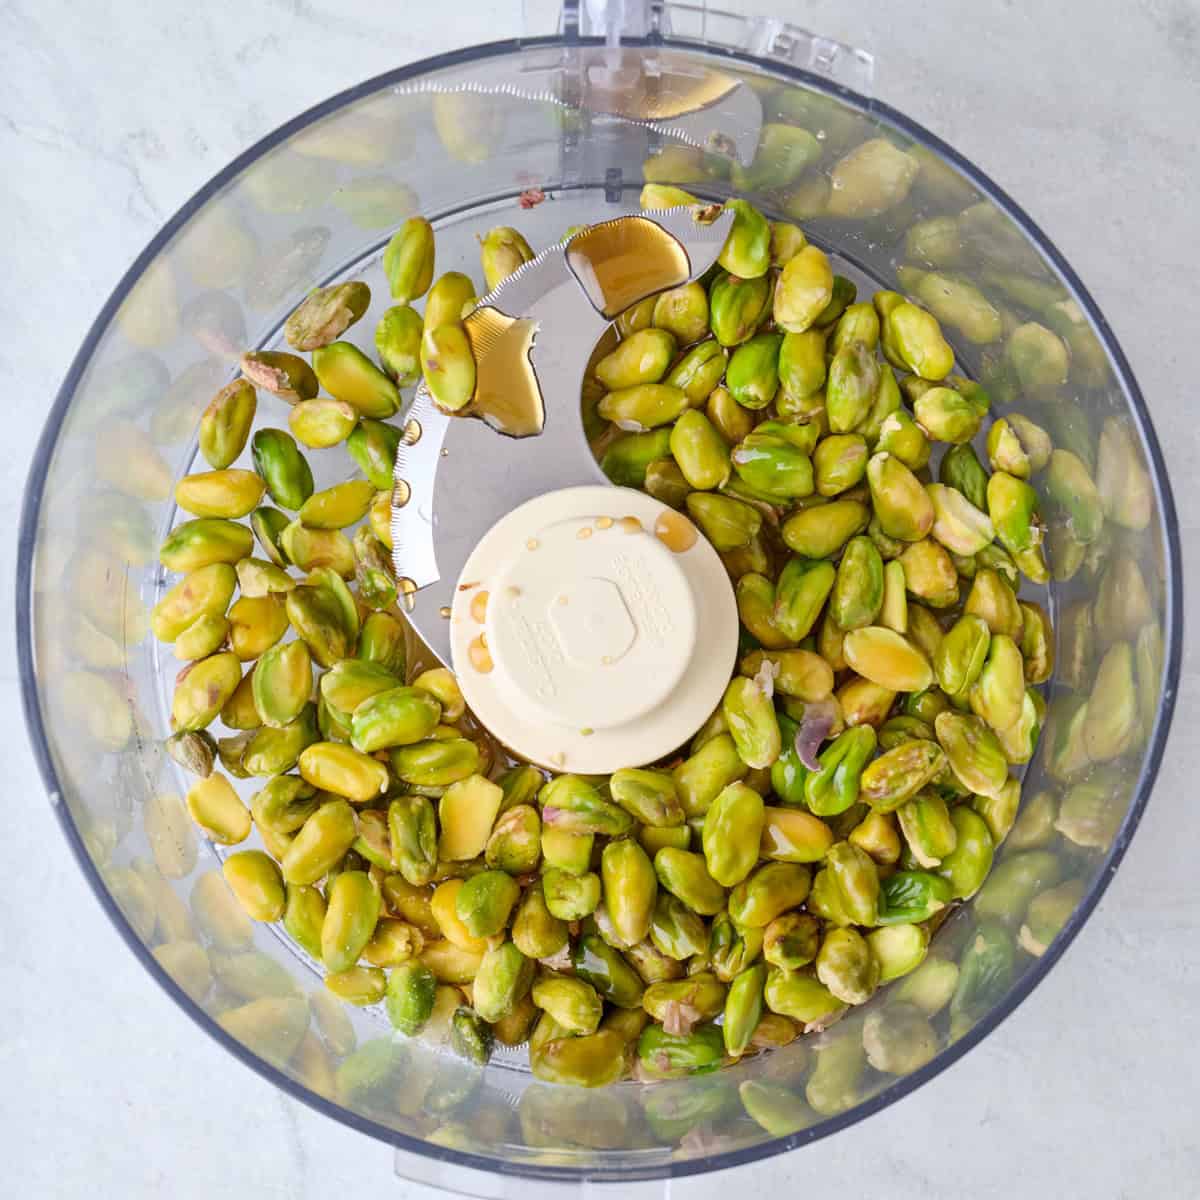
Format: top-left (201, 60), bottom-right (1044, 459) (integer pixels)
top-left (449, 486), bottom-right (738, 774)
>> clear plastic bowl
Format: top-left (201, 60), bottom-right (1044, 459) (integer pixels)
top-left (17, 27), bottom-right (1182, 1194)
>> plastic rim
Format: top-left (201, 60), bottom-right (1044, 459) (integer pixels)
top-left (16, 33), bottom-right (1184, 1183)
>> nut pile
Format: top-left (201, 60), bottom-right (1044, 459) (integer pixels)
top-left (150, 186), bottom-right (1135, 1093)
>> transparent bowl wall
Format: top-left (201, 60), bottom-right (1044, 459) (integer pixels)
top-left (19, 32), bottom-right (1182, 1191)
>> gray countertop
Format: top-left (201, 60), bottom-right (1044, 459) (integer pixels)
top-left (3, 1), bottom-right (1197, 1195)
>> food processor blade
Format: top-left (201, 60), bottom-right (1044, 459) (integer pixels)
top-left (392, 204), bottom-right (734, 664)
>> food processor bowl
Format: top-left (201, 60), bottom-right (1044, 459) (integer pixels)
top-left (18, 8), bottom-right (1182, 1193)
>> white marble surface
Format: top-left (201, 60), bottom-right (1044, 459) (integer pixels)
top-left (3, 1), bottom-right (1198, 1195)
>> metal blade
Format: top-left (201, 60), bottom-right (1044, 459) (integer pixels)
top-left (392, 205), bottom-right (735, 665)
top-left (389, 389), bottom-right (448, 592)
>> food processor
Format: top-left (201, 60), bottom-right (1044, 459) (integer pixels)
top-left (17, 2), bottom-right (1182, 1193)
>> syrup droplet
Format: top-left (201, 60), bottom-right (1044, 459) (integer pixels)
top-left (397, 577), bottom-right (417, 613)
top-left (438, 605), bottom-right (451, 619)
top-left (402, 418), bottom-right (422, 445)
top-left (458, 580), bottom-right (479, 591)
top-left (557, 594), bottom-right (569, 606)
top-left (462, 307), bottom-right (544, 436)
top-left (393, 479), bottom-right (411, 507)
top-left (654, 510), bottom-right (698, 553)
top-left (470, 590), bottom-right (489, 624)
top-left (526, 538), bottom-right (540, 551)
top-left (565, 216), bottom-right (690, 318)
top-left (618, 515), bottom-right (642, 534)
top-left (576, 526), bottom-right (593, 540)
top-left (595, 516), bottom-right (614, 530)
top-left (468, 635), bottom-right (494, 674)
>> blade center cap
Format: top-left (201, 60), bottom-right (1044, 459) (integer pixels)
top-left (449, 485), bottom-right (738, 773)
top-left (548, 578), bottom-right (637, 668)
top-left (486, 508), bottom-right (696, 730)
